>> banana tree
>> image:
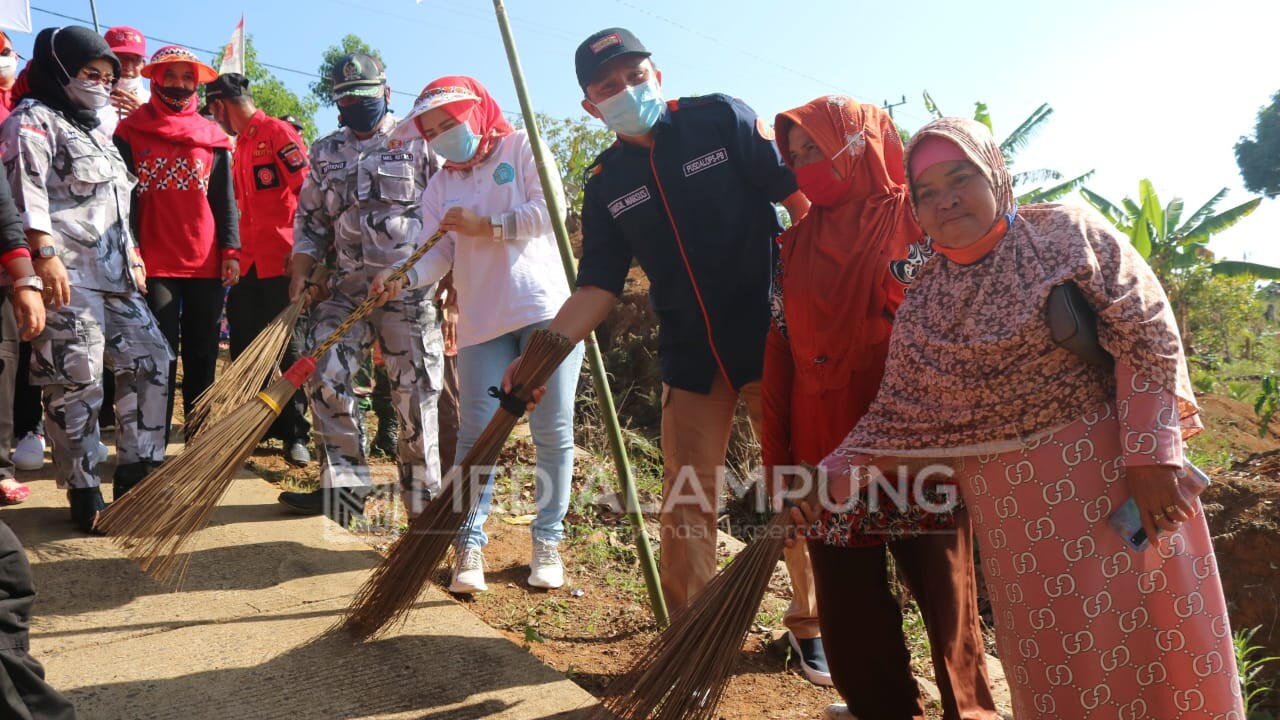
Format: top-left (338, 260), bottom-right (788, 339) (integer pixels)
top-left (1080, 180), bottom-right (1272, 352)
top-left (921, 92), bottom-right (1093, 204)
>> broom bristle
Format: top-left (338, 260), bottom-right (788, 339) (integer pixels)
top-left (343, 329), bottom-right (576, 639)
top-left (96, 375), bottom-right (299, 582)
top-left (185, 298), bottom-right (305, 442)
top-left (588, 513), bottom-right (792, 720)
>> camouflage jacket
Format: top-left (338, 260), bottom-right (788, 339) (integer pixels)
top-left (292, 114), bottom-right (438, 298)
top-left (1, 99), bottom-right (138, 294)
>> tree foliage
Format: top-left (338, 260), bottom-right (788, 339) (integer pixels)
top-left (514, 113), bottom-right (613, 231)
top-left (312, 35), bottom-right (384, 108)
top-left (1235, 90), bottom-right (1280, 198)
top-left (919, 92), bottom-right (1093, 205)
top-left (214, 36), bottom-right (320, 143)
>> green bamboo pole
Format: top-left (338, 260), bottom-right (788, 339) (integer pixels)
top-left (491, 0), bottom-right (668, 627)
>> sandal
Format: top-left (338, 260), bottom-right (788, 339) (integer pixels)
top-left (0, 480), bottom-right (30, 506)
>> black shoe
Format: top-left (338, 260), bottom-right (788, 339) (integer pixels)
top-left (370, 430), bottom-right (398, 460)
top-left (786, 632), bottom-right (834, 687)
top-left (68, 487), bottom-right (107, 534)
top-left (285, 440), bottom-right (311, 467)
top-left (277, 487), bottom-right (367, 526)
top-left (112, 461), bottom-right (154, 500)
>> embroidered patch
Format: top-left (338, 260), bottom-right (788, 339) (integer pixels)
top-left (492, 162), bottom-right (515, 185)
top-left (682, 148), bottom-right (728, 177)
top-left (389, 139), bottom-right (405, 151)
top-left (607, 186), bottom-right (651, 218)
top-left (590, 33), bottom-right (621, 54)
top-left (278, 142), bottom-right (307, 172)
top-left (253, 163), bottom-right (280, 190)
top-left (381, 152), bottom-right (412, 162)
top-left (253, 141), bottom-right (270, 157)
top-left (756, 117), bottom-right (774, 142)
top-left (321, 161), bottom-right (346, 173)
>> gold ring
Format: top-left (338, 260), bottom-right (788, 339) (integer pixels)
top-left (1151, 512), bottom-right (1164, 521)
top-left (1163, 505), bottom-right (1177, 515)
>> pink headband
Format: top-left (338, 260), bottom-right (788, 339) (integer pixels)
top-left (909, 134), bottom-right (968, 181)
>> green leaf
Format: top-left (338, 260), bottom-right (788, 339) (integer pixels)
top-left (1138, 179), bottom-right (1166, 243)
top-left (973, 101), bottom-right (992, 133)
top-left (1176, 188), bottom-right (1229, 235)
top-left (999, 103), bottom-right (1053, 159)
top-left (1132, 216), bottom-right (1153, 258)
top-left (1210, 260), bottom-right (1280, 279)
top-left (1181, 197), bottom-right (1262, 238)
top-left (922, 90), bottom-right (942, 119)
top-left (1011, 168), bottom-right (1062, 187)
top-left (1017, 170), bottom-right (1094, 204)
top-left (1164, 197), bottom-right (1184, 234)
top-left (1079, 187), bottom-right (1130, 230)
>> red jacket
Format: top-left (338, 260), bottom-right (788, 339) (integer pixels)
top-left (233, 111), bottom-right (308, 278)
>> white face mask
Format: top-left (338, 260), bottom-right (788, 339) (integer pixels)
top-left (0, 55), bottom-right (17, 78)
top-left (117, 75), bottom-right (143, 95)
top-left (64, 79), bottom-right (112, 109)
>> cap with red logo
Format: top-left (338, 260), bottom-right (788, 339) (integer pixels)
top-left (104, 26), bottom-right (146, 58)
top-left (574, 27), bottom-right (650, 91)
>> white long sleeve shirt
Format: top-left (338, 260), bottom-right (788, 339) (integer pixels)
top-left (407, 130), bottom-right (571, 349)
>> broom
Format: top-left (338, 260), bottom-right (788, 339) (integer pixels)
top-left (96, 230), bottom-right (448, 582)
top-left (588, 481), bottom-right (823, 720)
top-left (183, 265), bottom-right (325, 442)
top-left (343, 328), bottom-right (577, 639)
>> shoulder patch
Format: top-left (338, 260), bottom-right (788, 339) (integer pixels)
top-left (756, 117), bottom-right (775, 142)
top-left (590, 164), bottom-right (603, 177)
top-left (278, 142), bottom-right (307, 172)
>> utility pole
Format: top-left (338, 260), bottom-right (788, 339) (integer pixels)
top-left (882, 95), bottom-right (907, 120)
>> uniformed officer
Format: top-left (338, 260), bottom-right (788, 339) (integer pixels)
top-left (2, 26), bottom-right (172, 532)
top-left (278, 53), bottom-right (442, 520)
top-left (206, 72), bottom-right (313, 466)
top-left (506, 28), bottom-right (833, 683)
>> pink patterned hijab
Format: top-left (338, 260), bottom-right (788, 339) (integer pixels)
top-left (835, 117), bottom-right (1199, 456)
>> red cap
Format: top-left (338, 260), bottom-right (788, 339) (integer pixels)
top-left (104, 26), bottom-right (146, 59)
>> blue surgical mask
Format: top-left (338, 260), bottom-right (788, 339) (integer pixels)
top-left (594, 79), bottom-right (664, 137)
top-left (339, 96), bottom-right (388, 134)
top-left (432, 122), bottom-right (481, 163)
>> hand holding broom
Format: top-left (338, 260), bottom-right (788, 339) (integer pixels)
top-left (97, 229), bottom-right (449, 583)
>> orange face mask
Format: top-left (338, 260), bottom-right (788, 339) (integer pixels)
top-left (932, 215), bottom-right (1010, 265)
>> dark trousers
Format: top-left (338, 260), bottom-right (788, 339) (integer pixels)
top-left (147, 277), bottom-right (225, 443)
top-left (808, 510), bottom-right (998, 720)
top-left (0, 293), bottom-right (18, 481)
top-left (438, 353), bottom-right (459, 470)
top-left (225, 268), bottom-right (309, 442)
top-left (0, 521), bottom-right (77, 719)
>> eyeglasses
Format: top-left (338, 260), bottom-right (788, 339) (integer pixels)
top-left (78, 68), bottom-right (116, 86)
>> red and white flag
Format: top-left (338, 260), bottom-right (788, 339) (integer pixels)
top-left (221, 15), bottom-right (245, 75)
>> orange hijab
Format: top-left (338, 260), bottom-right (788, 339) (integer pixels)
top-left (773, 96), bottom-right (924, 388)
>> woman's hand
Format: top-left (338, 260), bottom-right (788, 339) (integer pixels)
top-left (500, 354), bottom-right (547, 411)
top-left (369, 268), bottom-right (405, 307)
top-left (222, 259), bottom-right (240, 287)
top-left (12, 287), bottom-right (46, 340)
top-left (1127, 464), bottom-right (1195, 548)
top-left (34, 255), bottom-right (70, 307)
top-left (783, 501), bottom-right (821, 548)
top-left (438, 207), bottom-right (490, 238)
top-left (111, 87), bottom-right (144, 116)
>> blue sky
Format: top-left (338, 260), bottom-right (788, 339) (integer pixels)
top-left (8, 0), bottom-right (1280, 265)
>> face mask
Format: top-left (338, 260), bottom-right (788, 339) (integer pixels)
top-left (432, 122), bottom-right (481, 163)
top-left (0, 55), bottom-right (17, 78)
top-left (64, 79), bottom-right (112, 109)
top-left (117, 76), bottom-right (143, 95)
top-left (794, 134), bottom-right (862, 208)
top-left (594, 79), bottom-right (664, 137)
top-left (339, 96), bottom-right (387, 134)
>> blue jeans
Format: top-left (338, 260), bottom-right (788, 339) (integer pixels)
top-left (457, 320), bottom-right (584, 549)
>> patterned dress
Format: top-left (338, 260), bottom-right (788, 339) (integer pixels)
top-left (959, 362), bottom-right (1242, 719)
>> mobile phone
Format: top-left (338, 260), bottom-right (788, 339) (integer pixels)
top-left (1107, 462), bottom-right (1211, 552)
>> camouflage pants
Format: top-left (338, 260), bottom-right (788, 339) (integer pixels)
top-left (29, 286), bottom-right (172, 489)
top-left (307, 289), bottom-right (442, 495)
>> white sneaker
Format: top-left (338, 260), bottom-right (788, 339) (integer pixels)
top-left (13, 433), bottom-right (45, 471)
top-left (822, 704), bottom-right (857, 719)
top-left (95, 441), bottom-right (109, 464)
top-left (528, 539), bottom-right (564, 589)
top-left (449, 547), bottom-right (487, 594)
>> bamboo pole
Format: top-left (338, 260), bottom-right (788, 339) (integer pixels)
top-left (491, 0), bottom-right (668, 626)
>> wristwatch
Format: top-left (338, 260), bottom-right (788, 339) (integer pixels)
top-left (489, 215), bottom-right (504, 242)
top-left (35, 245), bottom-right (57, 259)
top-left (13, 275), bottom-right (44, 293)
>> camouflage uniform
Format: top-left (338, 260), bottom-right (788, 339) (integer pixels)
top-left (293, 114), bottom-right (443, 496)
top-left (1, 100), bottom-right (172, 489)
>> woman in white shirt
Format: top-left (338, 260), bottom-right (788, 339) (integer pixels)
top-left (372, 76), bottom-right (583, 594)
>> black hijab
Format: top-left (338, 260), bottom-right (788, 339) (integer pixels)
top-left (26, 26), bottom-right (120, 132)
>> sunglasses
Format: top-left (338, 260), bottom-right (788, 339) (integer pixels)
top-left (78, 68), bottom-right (116, 86)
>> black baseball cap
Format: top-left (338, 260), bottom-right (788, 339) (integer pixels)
top-left (206, 73), bottom-right (250, 101)
top-left (575, 27), bottom-right (650, 90)
top-left (332, 53), bottom-right (386, 99)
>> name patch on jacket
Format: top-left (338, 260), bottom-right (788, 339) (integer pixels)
top-left (319, 161), bottom-right (346, 173)
top-left (608, 186), bottom-right (651, 218)
top-left (682, 148), bottom-right (728, 177)
top-left (254, 164), bottom-right (280, 190)
top-left (381, 152), bottom-right (413, 162)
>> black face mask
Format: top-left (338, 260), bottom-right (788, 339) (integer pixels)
top-left (339, 96), bottom-right (387, 134)
top-left (156, 85), bottom-right (196, 111)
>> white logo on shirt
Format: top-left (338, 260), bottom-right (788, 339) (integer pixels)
top-left (682, 148), bottom-right (728, 177)
top-left (608, 186), bottom-right (651, 218)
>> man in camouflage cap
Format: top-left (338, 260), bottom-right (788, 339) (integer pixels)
top-left (278, 53), bottom-right (443, 521)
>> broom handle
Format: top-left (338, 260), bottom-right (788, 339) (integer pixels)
top-left (307, 229), bottom-right (447, 362)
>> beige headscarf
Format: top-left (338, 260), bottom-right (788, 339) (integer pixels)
top-left (835, 118), bottom-right (1199, 457)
